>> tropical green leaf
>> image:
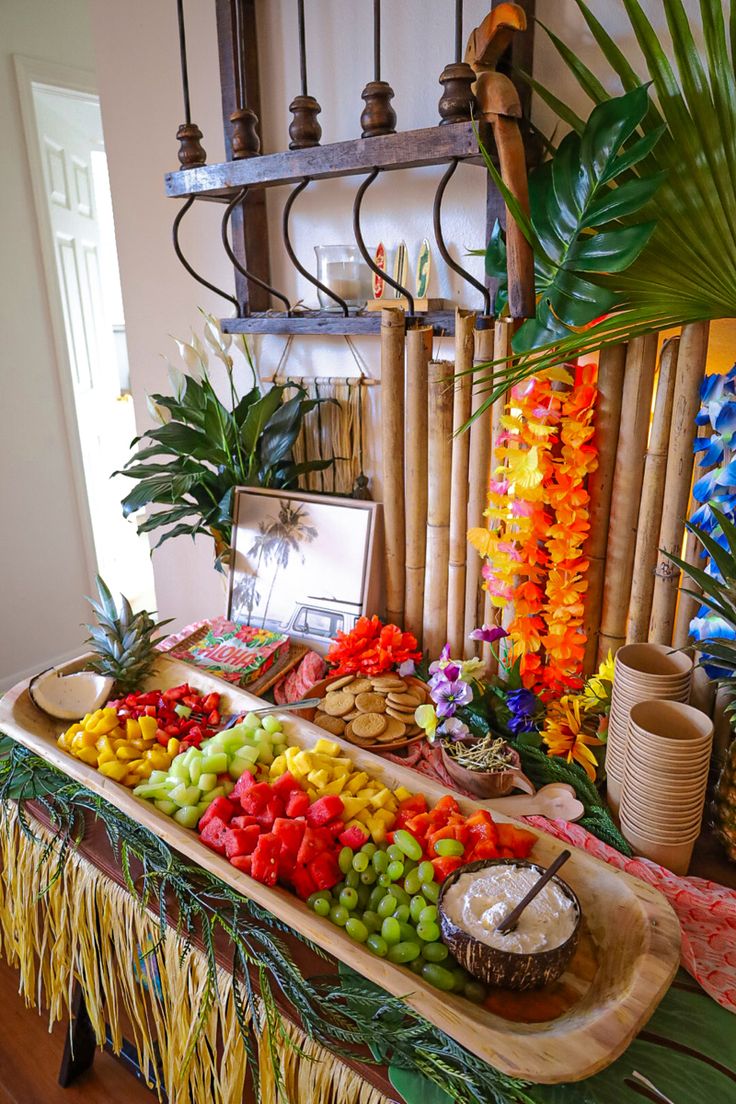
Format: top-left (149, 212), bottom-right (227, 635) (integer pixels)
top-left (566, 223), bottom-right (655, 271)
top-left (582, 173), bottom-right (666, 226)
top-left (241, 386), bottom-right (285, 453)
top-left (152, 522), bottom-right (207, 550)
top-left (537, 20), bottom-right (609, 105)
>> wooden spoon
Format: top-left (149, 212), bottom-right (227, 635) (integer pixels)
top-left (483, 783), bottom-right (585, 822)
top-left (495, 850), bottom-right (572, 935)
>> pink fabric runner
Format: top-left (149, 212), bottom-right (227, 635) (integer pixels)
top-left (386, 740), bottom-right (736, 1014)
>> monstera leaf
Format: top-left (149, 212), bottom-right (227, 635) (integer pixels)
top-left (484, 84), bottom-right (664, 352)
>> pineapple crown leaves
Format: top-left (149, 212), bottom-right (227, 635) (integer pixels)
top-left (84, 576), bottom-right (173, 691)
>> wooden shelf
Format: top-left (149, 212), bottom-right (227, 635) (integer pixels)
top-left (165, 121), bottom-right (490, 200)
top-left (221, 309), bottom-right (459, 335)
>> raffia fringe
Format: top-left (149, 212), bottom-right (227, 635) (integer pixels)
top-left (0, 805), bottom-right (389, 1104)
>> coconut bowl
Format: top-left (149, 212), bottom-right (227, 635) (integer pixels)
top-left (439, 742), bottom-right (534, 799)
top-left (438, 859), bottom-right (582, 991)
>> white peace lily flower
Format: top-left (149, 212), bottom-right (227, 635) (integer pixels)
top-left (166, 360), bottom-right (186, 400)
top-left (145, 394), bottom-right (170, 424)
top-left (174, 338), bottom-right (204, 381)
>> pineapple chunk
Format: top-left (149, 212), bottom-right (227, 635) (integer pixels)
top-left (306, 787), bottom-right (318, 801)
top-left (99, 760), bottom-right (129, 782)
top-left (307, 769), bottom-right (330, 789)
top-left (330, 758), bottom-right (352, 776)
top-left (293, 750), bottom-right (313, 773)
top-left (373, 807), bottom-right (395, 825)
top-left (126, 718), bottom-right (141, 741)
top-left (345, 772), bottom-right (369, 794)
top-left (369, 788), bottom-right (393, 809)
top-left (322, 776), bottom-right (346, 796)
top-left (312, 737), bottom-right (340, 757)
top-left (269, 754), bottom-right (287, 777)
top-left (285, 745), bottom-right (300, 765)
top-left (393, 785), bottom-right (413, 802)
top-left (341, 795), bottom-right (371, 819)
top-left (76, 747), bottom-right (99, 766)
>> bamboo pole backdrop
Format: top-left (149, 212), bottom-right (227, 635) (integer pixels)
top-left (672, 421), bottom-right (713, 649)
top-left (380, 308), bottom-right (406, 625)
top-left (583, 343), bottom-right (626, 673)
top-left (447, 310), bottom-right (475, 656)
top-left (626, 337), bottom-right (679, 643)
top-left (649, 321), bottom-right (711, 645)
top-left (403, 325), bottom-right (432, 642)
top-left (423, 360), bottom-right (455, 658)
top-left (598, 333), bottom-right (659, 661)
top-left (493, 320), bottom-right (515, 647)
top-left (464, 322), bottom-right (495, 659)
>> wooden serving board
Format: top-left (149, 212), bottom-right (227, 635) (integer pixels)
top-left (0, 654), bottom-right (681, 1084)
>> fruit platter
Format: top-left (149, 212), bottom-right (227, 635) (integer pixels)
top-left (1, 652), bottom-right (681, 1084)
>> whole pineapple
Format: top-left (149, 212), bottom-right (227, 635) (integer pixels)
top-left (714, 738), bottom-right (736, 861)
top-left (85, 576), bottom-right (172, 694)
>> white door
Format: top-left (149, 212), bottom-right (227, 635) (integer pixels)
top-left (30, 82), bottom-right (155, 610)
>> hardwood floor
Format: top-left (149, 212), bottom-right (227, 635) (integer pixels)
top-left (0, 957), bottom-right (154, 1104)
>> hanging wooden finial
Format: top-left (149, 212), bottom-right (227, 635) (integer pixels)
top-left (438, 0), bottom-right (476, 124)
top-left (230, 0), bottom-right (261, 158)
top-left (175, 0), bottom-right (206, 168)
top-left (288, 0), bottom-right (322, 149)
top-left (360, 0), bottom-right (396, 137)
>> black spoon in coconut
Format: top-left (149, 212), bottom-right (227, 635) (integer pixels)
top-left (495, 850), bottom-right (573, 935)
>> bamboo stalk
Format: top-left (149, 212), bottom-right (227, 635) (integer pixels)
top-left (380, 308), bottom-right (406, 625)
top-left (649, 322), bottom-right (711, 644)
top-left (583, 343), bottom-right (626, 673)
top-left (404, 325), bottom-right (432, 642)
top-left (423, 360), bottom-right (454, 658)
top-left (464, 321), bottom-right (495, 658)
top-left (447, 310), bottom-right (476, 656)
top-left (626, 338), bottom-right (679, 643)
top-left (598, 333), bottom-right (659, 661)
top-left (672, 426), bottom-right (712, 649)
top-left (494, 320), bottom-right (514, 664)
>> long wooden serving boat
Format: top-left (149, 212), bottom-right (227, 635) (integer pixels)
top-left (0, 654), bottom-right (681, 1084)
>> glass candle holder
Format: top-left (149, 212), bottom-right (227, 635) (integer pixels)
top-left (314, 244), bottom-right (371, 310)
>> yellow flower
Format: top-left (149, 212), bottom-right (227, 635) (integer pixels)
top-left (581, 650), bottom-right (615, 712)
top-left (543, 696), bottom-right (603, 782)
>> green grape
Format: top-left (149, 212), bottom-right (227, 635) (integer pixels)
top-left (390, 885), bottom-right (410, 908)
top-left (333, 880), bottom-right (346, 897)
top-left (393, 829), bottom-right (423, 861)
top-left (352, 851), bottom-right (369, 872)
top-left (361, 910), bottom-right (381, 933)
top-left (329, 904), bottom-right (348, 927)
top-left (387, 844), bottom-right (404, 863)
top-left (361, 842), bottom-right (377, 858)
top-left (421, 963), bottom-right (455, 990)
top-left (372, 850), bottom-right (389, 874)
top-left (403, 857), bottom-right (417, 873)
top-left (392, 904), bottom-right (410, 923)
top-left (377, 894), bottom-right (398, 919)
top-left (404, 868), bottom-right (422, 896)
top-left (422, 942), bottom-right (449, 963)
top-left (368, 886), bottom-right (386, 911)
top-left (360, 867), bottom-right (377, 886)
top-left (387, 940), bottom-right (421, 964)
top-left (409, 895), bottom-right (427, 923)
top-left (408, 956), bottom-right (425, 975)
top-left (451, 967), bottom-right (467, 992)
top-left (356, 884), bottom-right (372, 909)
top-left (419, 905), bottom-right (438, 925)
top-left (418, 861), bottom-right (435, 883)
top-left (307, 891), bottom-right (331, 909)
top-left (434, 838), bottom-right (464, 857)
top-left (387, 859), bottom-right (405, 881)
top-left (416, 921), bottom-right (441, 943)
top-left (381, 917), bottom-right (401, 944)
top-left (338, 846), bottom-right (354, 873)
top-left (345, 917), bottom-right (369, 942)
top-left (464, 980), bottom-right (487, 1004)
top-left (313, 898), bottom-right (330, 918)
top-left (339, 887), bottom-right (359, 911)
top-left (398, 921), bottom-right (416, 942)
top-left (366, 933), bottom-right (388, 957)
top-left (378, 872), bottom-right (393, 888)
top-left (422, 881), bottom-right (440, 903)
top-left (345, 869), bottom-right (360, 888)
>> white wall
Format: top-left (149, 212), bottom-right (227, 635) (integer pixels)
top-left (0, 0), bottom-right (97, 688)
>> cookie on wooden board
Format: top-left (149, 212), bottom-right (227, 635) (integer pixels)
top-left (351, 712), bottom-right (387, 739)
top-left (355, 692), bottom-right (387, 714)
top-left (314, 712), bottom-right (346, 736)
top-left (323, 691), bottom-right (356, 717)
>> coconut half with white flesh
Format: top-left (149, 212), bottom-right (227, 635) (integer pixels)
top-left (28, 668), bottom-right (115, 720)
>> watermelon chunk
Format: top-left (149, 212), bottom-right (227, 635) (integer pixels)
top-left (230, 814), bottom-right (259, 829)
top-left (254, 795), bottom-right (285, 829)
top-left (271, 771), bottom-right (302, 800)
top-left (296, 825), bottom-right (331, 865)
top-left (251, 834), bottom-right (281, 886)
top-left (199, 816), bottom-right (229, 854)
top-left (307, 851), bottom-right (341, 891)
top-left (199, 796), bottom-right (237, 831)
top-left (338, 824), bottom-right (368, 849)
top-left (229, 854), bottom-right (252, 875)
top-left (285, 789), bottom-right (310, 818)
top-left (224, 825), bottom-right (261, 859)
top-left (240, 781), bottom-right (273, 815)
top-left (272, 816), bottom-right (306, 857)
top-left (291, 864), bottom-right (317, 900)
top-left (232, 771), bottom-right (258, 800)
top-left (305, 795), bottom-right (344, 827)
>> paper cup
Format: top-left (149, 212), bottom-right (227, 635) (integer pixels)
top-left (615, 643), bottom-right (693, 679)
top-left (621, 790), bottom-right (706, 819)
top-left (620, 802), bottom-right (703, 835)
top-left (620, 822), bottom-right (697, 874)
top-left (628, 700), bottom-right (713, 743)
top-left (606, 775), bottom-right (622, 817)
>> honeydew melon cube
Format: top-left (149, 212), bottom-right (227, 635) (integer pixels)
top-left (261, 715), bottom-right (282, 735)
top-left (243, 712), bottom-right (261, 730)
top-left (173, 805), bottom-right (201, 829)
top-left (131, 782), bottom-right (162, 800)
top-left (189, 757), bottom-right (204, 786)
top-left (149, 770), bottom-right (169, 784)
top-left (235, 745), bottom-right (261, 765)
top-left (345, 772), bottom-right (369, 794)
top-left (169, 783), bottom-right (201, 807)
top-left (201, 750), bottom-right (228, 775)
top-left (170, 758), bottom-right (191, 783)
top-left (258, 750), bottom-right (274, 766)
top-left (182, 747), bottom-right (199, 768)
top-left (154, 799), bottom-right (177, 816)
top-left (313, 737), bottom-right (340, 757)
top-left (199, 772), bottom-right (217, 792)
top-left (195, 799), bottom-right (211, 815)
top-left (229, 759), bottom-right (256, 781)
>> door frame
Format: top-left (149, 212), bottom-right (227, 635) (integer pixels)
top-left (13, 54), bottom-right (102, 593)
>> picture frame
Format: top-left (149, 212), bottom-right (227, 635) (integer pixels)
top-left (227, 488), bottom-right (382, 652)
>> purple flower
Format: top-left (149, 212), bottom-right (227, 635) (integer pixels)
top-left (440, 717), bottom-right (470, 741)
top-left (428, 642), bottom-right (460, 687)
top-left (505, 687), bottom-right (539, 735)
top-left (433, 679), bottom-right (473, 719)
top-left (470, 624), bottom-right (509, 645)
top-left (398, 659), bottom-right (416, 677)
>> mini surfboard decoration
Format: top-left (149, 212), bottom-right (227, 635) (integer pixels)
top-left (372, 242), bottom-right (386, 299)
top-left (416, 238), bottom-right (431, 298)
top-left (392, 240), bottom-right (408, 297)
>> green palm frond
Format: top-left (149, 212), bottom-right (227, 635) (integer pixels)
top-left (473, 0), bottom-right (736, 403)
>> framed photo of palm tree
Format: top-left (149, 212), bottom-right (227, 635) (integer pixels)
top-left (228, 489), bottom-right (382, 652)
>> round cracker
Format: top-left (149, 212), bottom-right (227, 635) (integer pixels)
top-left (327, 674), bottom-right (357, 691)
top-left (379, 717), bottom-right (407, 741)
top-left (351, 711), bottom-right (387, 739)
top-left (355, 691), bottom-right (387, 714)
top-left (386, 705), bottom-right (419, 723)
top-left (387, 691), bottom-right (421, 708)
top-left (347, 677), bottom-right (373, 694)
top-left (344, 721), bottom-right (374, 746)
top-left (322, 690), bottom-right (356, 717)
top-left (371, 678), bottom-right (406, 692)
top-left (314, 712), bottom-right (346, 736)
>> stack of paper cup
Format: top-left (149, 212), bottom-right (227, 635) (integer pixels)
top-left (620, 699), bottom-right (713, 875)
top-left (607, 643), bottom-right (693, 815)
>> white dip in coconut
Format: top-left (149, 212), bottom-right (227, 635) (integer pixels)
top-left (443, 865), bottom-right (577, 954)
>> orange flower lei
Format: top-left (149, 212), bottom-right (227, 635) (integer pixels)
top-left (469, 365), bottom-right (598, 695)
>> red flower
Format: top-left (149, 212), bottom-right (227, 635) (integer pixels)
top-left (326, 616), bottom-right (422, 676)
